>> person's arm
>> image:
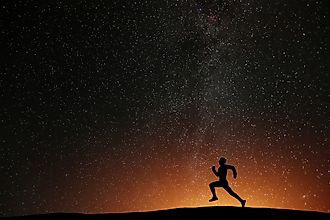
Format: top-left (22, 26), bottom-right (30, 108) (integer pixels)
top-left (212, 166), bottom-right (218, 177)
top-left (228, 165), bottom-right (237, 179)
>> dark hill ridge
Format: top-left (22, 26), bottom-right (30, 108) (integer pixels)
top-left (3, 206), bottom-right (329, 220)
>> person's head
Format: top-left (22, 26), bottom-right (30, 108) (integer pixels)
top-left (219, 157), bottom-right (227, 165)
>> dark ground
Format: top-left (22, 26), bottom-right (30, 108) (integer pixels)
top-left (2, 206), bottom-right (329, 220)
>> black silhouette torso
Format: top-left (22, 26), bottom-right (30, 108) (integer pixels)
top-left (218, 165), bottom-right (228, 182)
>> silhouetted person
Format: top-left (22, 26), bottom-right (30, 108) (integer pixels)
top-left (209, 157), bottom-right (246, 207)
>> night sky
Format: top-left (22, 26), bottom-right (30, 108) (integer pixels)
top-left (1, 0), bottom-right (329, 217)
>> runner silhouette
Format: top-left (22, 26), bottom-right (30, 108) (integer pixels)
top-left (209, 157), bottom-right (246, 207)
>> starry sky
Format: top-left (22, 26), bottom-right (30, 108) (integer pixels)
top-left (1, 0), bottom-right (329, 217)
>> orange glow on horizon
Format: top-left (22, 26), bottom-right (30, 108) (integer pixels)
top-left (67, 141), bottom-right (329, 214)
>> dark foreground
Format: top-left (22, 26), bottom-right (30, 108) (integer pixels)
top-left (3, 206), bottom-right (329, 220)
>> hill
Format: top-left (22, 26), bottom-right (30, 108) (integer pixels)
top-left (3, 206), bottom-right (329, 220)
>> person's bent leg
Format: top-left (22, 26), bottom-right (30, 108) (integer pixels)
top-left (209, 182), bottom-right (219, 202)
top-left (224, 186), bottom-right (246, 207)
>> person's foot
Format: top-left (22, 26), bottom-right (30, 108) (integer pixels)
top-left (241, 200), bottom-right (246, 207)
top-left (209, 196), bottom-right (218, 202)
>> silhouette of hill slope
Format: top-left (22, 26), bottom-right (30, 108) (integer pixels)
top-left (3, 206), bottom-right (329, 220)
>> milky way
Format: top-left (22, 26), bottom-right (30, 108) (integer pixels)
top-left (1, 0), bottom-right (329, 217)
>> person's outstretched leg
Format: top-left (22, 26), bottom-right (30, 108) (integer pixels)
top-left (224, 186), bottom-right (246, 207)
top-left (209, 182), bottom-right (219, 202)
